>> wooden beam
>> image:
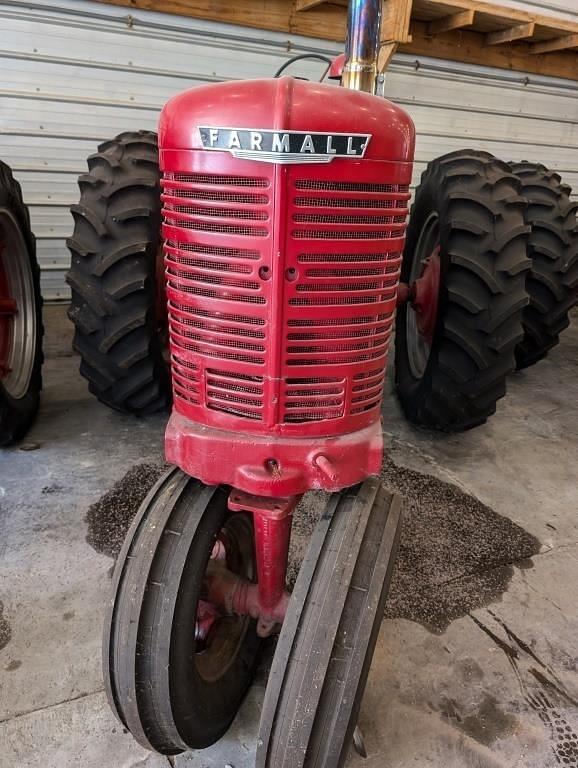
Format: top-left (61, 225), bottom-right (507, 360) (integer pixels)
top-left (530, 34), bottom-right (578, 55)
top-left (381, 0), bottom-right (413, 44)
top-left (294, 0), bottom-right (326, 10)
top-left (485, 21), bottom-right (535, 46)
top-left (378, 41), bottom-right (398, 72)
top-left (416, 0), bottom-right (577, 35)
top-left (427, 9), bottom-right (475, 36)
top-left (404, 19), bottom-right (578, 80)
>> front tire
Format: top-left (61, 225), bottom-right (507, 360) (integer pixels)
top-left (66, 131), bottom-right (169, 414)
top-left (257, 479), bottom-right (402, 768)
top-left (0, 160), bottom-right (43, 446)
top-left (395, 150), bottom-right (530, 431)
top-left (104, 468), bottom-right (261, 754)
top-left (509, 161), bottom-right (578, 369)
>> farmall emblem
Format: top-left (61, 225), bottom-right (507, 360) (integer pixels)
top-left (198, 127), bottom-right (371, 164)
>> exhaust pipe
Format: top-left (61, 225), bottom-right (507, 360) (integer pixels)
top-left (341, 0), bottom-right (382, 94)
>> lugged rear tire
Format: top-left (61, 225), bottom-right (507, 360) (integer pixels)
top-left (509, 161), bottom-right (578, 370)
top-left (66, 131), bottom-right (169, 414)
top-left (395, 149), bottom-right (530, 432)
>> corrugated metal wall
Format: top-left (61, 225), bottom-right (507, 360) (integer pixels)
top-left (1, 0), bottom-right (577, 299)
top-left (502, 0), bottom-right (578, 22)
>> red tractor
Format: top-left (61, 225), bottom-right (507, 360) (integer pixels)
top-left (65, 0), bottom-right (577, 765)
top-left (0, 161), bottom-right (43, 447)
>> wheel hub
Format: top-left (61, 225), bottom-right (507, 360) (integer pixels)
top-left (194, 514), bottom-right (257, 682)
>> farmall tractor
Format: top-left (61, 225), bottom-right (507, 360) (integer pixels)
top-left (65, 0), bottom-right (577, 765)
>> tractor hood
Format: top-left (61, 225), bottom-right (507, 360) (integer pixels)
top-left (159, 77), bottom-right (414, 163)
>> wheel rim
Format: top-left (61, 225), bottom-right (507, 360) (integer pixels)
top-left (195, 512), bottom-right (256, 684)
top-left (406, 212), bottom-right (440, 379)
top-left (0, 209), bottom-right (36, 399)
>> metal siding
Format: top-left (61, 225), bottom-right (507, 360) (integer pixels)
top-left (499, 1), bottom-right (578, 21)
top-left (1, 0), bottom-right (577, 299)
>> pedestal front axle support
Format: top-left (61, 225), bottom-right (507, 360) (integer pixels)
top-left (203, 490), bottom-right (299, 637)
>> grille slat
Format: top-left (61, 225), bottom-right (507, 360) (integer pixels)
top-left (298, 252), bottom-right (397, 263)
top-left (295, 180), bottom-right (410, 194)
top-left (295, 196), bottom-right (398, 209)
top-left (164, 172), bottom-right (268, 187)
top-left (293, 213), bottom-right (405, 225)
top-left (165, 203), bottom-right (268, 221)
top-left (165, 216), bottom-right (268, 237)
top-left (292, 228), bottom-right (405, 240)
top-left (165, 240), bottom-right (260, 261)
top-left (162, 186), bottom-right (268, 204)
top-left (165, 251), bottom-right (252, 275)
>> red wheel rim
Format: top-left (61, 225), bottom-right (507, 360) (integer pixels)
top-left (0, 243), bottom-right (18, 380)
top-left (405, 212), bottom-right (441, 379)
top-left (0, 209), bottom-right (37, 399)
top-left (412, 245), bottom-right (441, 344)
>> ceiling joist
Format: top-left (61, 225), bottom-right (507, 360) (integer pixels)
top-left (427, 9), bottom-right (475, 35)
top-left (485, 21), bottom-right (535, 45)
top-left (530, 33), bottom-right (578, 55)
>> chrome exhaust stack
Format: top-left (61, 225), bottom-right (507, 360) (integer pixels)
top-left (341, 0), bottom-right (382, 94)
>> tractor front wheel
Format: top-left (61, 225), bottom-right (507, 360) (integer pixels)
top-left (66, 131), bottom-right (170, 414)
top-left (257, 479), bottom-right (402, 768)
top-left (103, 468), bottom-right (261, 754)
top-left (395, 149), bottom-right (530, 432)
top-left (0, 161), bottom-right (43, 446)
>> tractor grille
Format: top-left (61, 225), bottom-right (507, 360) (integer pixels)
top-left (162, 170), bottom-right (271, 421)
top-left (280, 175), bottom-right (410, 423)
top-left (162, 160), bottom-right (410, 432)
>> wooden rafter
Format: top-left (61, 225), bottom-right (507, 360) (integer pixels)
top-left (95, 0), bottom-right (578, 82)
top-left (486, 21), bottom-right (535, 46)
top-left (530, 33), bottom-right (578, 55)
top-left (427, 9), bottom-right (475, 35)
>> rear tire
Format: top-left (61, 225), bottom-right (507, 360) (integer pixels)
top-left (0, 160), bottom-right (43, 446)
top-left (104, 468), bottom-right (261, 754)
top-left (257, 478), bottom-right (402, 768)
top-left (509, 161), bottom-right (578, 369)
top-left (66, 131), bottom-right (169, 414)
top-left (395, 149), bottom-right (530, 431)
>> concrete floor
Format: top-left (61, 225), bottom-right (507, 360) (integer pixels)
top-left (1, 307), bottom-right (577, 768)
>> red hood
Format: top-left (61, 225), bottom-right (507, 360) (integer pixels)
top-left (159, 77), bottom-right (414, 163)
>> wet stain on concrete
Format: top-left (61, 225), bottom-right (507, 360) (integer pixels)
top-left (439, 693), bottom-right (517, 746)
top-left (89, 458), bottom-right (541, 637)
top-left (288, 459), bottom-right (540, 631)
top-left (380, 457), bottom-right (541, 633)
top-left (456, 657), bottom-right (485, 684)
top-left (472, 610), bottom-right (578, 765)
top-left (5, 659), bottom-right (21, 671)
top-left (0, 601), bottom-right (12, 650)
top-left (85, 463), bottom-right (166, 559)
top-left (63, 611), bottom-right (75, 621)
